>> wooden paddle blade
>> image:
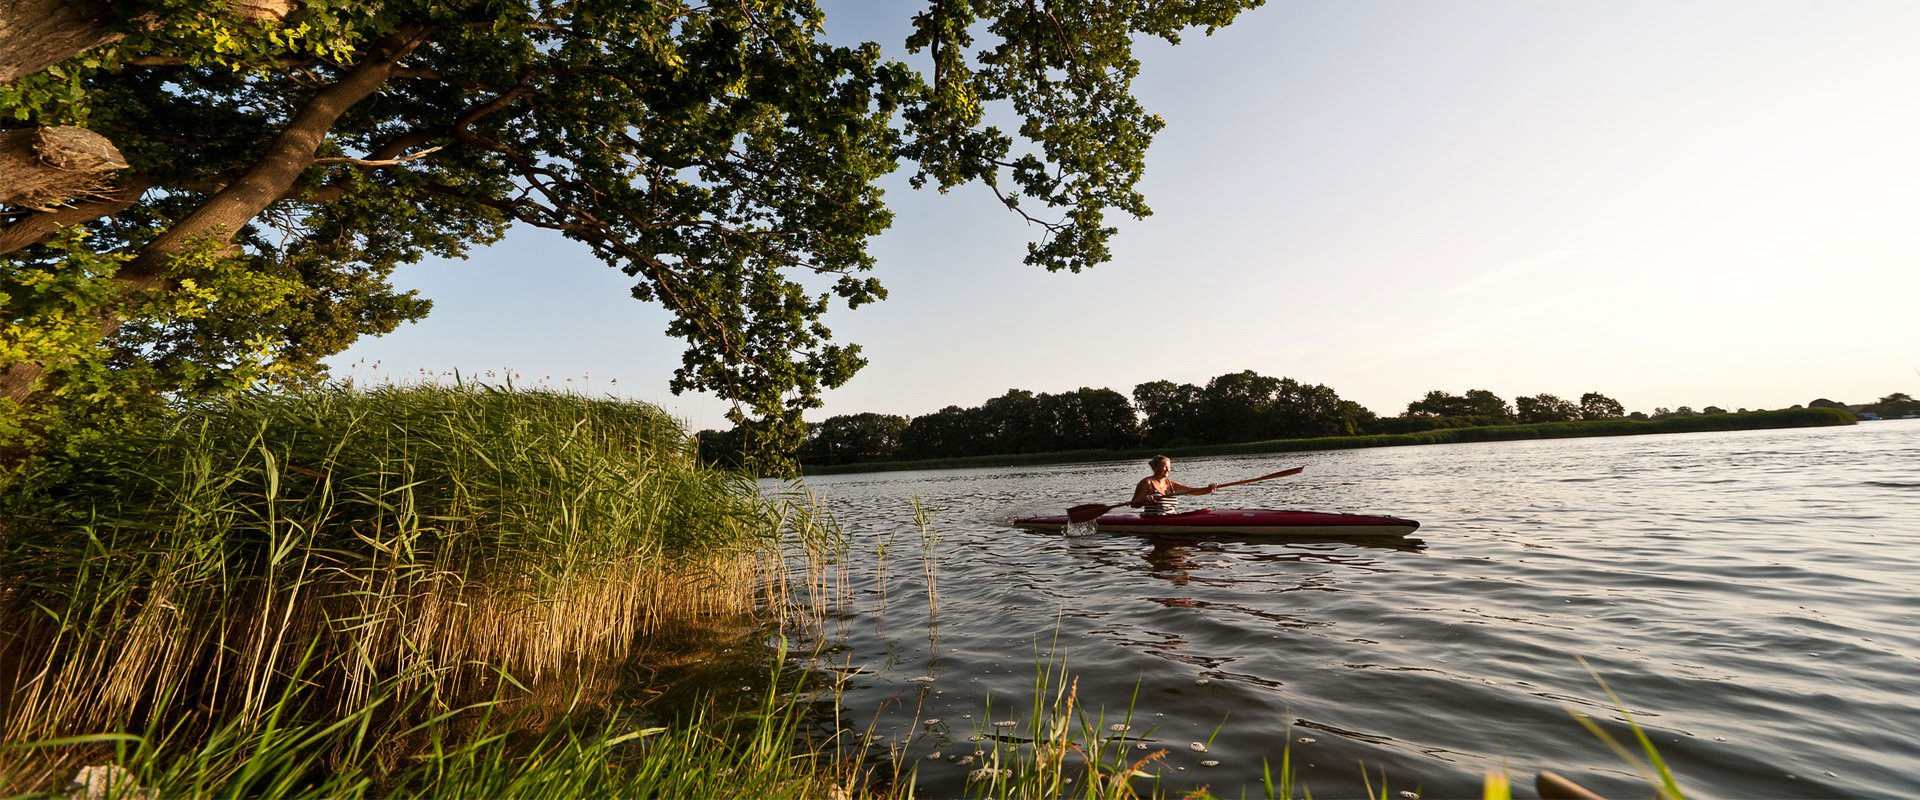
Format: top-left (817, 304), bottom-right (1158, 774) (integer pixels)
top-left (1066, 502), bottom-right (1122, 524)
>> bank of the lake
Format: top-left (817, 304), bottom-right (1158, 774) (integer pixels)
top-left (800, 406), bottom-right (1856, 475)
top-left (0, 386), bottom-right (849, 797)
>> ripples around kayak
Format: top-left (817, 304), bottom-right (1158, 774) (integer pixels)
top-left (786, 421), bottom-right (1920, 798)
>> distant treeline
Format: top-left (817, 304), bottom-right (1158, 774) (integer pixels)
top-left (697, 370), bottom-right (1890, 470)
top-left (792, 407), bottom-right (1860, 475)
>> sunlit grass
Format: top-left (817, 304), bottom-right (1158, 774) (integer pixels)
top-left (955, 652), bottom-right (1172, 799)
top-left (0, 384), bottom-right (814, 793)
top-left (1563, 657), bottom-right (1686, 800)
top-left (0, 641), bottom-right (854, 799)
top-left (866, 646), bottom-right (1683, 800)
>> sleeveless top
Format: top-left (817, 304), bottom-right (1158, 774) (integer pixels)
top-left (1142, 493), bottom-right (1180, 516)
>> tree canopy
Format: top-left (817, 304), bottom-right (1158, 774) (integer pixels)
top-left (0, 0), bottom-right (1262, 475)
top-left (1404, 388), bottom-right (1512, 425)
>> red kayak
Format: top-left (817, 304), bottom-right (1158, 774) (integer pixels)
top-left (1012, 508), bottom-right (1420, 538)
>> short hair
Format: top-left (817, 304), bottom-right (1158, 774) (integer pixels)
top-left (1148, 455), bottom-right (1170, 468)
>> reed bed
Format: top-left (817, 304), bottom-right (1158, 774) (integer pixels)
top-left (0, 384), bottom-right (817, 793)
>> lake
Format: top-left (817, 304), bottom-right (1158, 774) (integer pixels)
top-left (781, 420), bottom-right (1920, 798)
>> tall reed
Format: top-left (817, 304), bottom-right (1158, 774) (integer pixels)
top-left (0, 384), bottom-right (799, 790)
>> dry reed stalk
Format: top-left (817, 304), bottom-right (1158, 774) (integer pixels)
top-left (0, 549), bottom-right (777, 744)
top-left (2, 387), bottom-right (862, 794)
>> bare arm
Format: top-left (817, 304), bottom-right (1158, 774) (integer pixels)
top-left (1168, 480), bottom-right (1217, 496)
top-left (1129, 478), bottom-right (1157, 507)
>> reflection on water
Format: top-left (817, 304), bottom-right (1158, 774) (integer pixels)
top-left (782, 422), bottom-right (1920, 798)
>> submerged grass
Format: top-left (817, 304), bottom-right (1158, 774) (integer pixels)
top-left (913, 652), bottom-right (1681, 800)
top-left (952, 647), bottom-right (1176, 799)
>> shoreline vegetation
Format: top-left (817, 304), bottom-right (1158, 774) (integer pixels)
top-left (0, 385), bottom-right (851, 797)
top-left (695, 369), bottom-right (1901, 475)
top-left (2, 384), bottom-right (1727, 797)
top-left (798, 406), bottom-right (1858, 476)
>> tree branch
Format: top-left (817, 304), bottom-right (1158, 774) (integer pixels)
top-left (120, 23), bottom-right (437, 289)
top-left (312, 145), bottom-right (443, 167)
top-left (0, 175), bottom-right (151, 256)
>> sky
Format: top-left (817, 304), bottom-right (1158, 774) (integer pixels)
top-left (330, 1), bottom-right (1920, 432)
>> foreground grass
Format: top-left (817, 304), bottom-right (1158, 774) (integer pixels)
top-left (802, 407), bottom-right (1858, 475)
top-left (867, 645), bottom-right (1679, 800)
top-left (0, 384), bottom-right (836, 795)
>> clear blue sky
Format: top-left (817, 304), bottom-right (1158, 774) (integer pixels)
top-left (331, 1), bottom-right (1920, 432)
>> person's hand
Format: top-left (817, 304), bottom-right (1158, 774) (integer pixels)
top-left (1204, 482), bottom-right (1218, 495)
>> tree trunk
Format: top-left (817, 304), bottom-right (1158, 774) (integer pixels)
top-left (0, 177), bottom-right (150, 256)
top-left (0, 0), bottom-right (117, 84)
top-left (1, 0), bottom-right (294, 86)
top-left (0, 25), bottom-right (432, 407)
top-left (119, 24), bottom-right (432, 286)
top-left (0, 126), bottom-right (129, 211)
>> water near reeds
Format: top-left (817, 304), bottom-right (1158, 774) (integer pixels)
top-left (785, 420), bottom-right (1920, 798)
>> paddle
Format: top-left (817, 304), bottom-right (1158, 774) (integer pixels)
top-left (1064, 466), bottom-right (1304, 524)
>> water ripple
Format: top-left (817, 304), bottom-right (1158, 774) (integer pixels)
top-left (789, 421), bottom-right (1920, 798)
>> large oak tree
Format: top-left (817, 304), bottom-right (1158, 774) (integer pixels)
top-left (0, 0), bottom-right (1260, 472)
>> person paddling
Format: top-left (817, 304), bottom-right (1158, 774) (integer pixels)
top-left (1130, 455), bottom-right (1216, 516)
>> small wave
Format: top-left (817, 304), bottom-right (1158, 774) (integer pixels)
top-left (1293, 718), bottom-right (1397, 746)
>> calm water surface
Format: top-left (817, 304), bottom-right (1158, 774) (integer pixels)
top-left (780, 422), bottom-right (1920, 798)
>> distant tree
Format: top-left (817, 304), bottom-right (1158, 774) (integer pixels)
top-left (1339, 400), bottom-right (1381, 435)
top-left (1702, 406), bottom-right (1727, 415)
top-left (1809, 398), bottom-right (1847, 409)
top-left (1042, 387), bottom-right (1139, 451)
top-left (978, 389), bottom-right (1049, 453)
top-left (1463, 389), bottom-right (1513, 421)
top-left (1271, 378), bottom-right (1366, 438)
top-left (1515, 393), bottom-right (1580, 423)
top-left (1082, 388), bottom-right (1144, 448)
top-left (799, 413), bottom-right (908, 465)
top-left (1578, 392), bottom-right (1626, 420)
top-left (1405, 390), bottom-right (1471, 418)
top-left (1869, 392), bottom-right (1919, 418)
top-left (1132, 379), bottom-right (1204, 447)
top-left (696, 427), bottom-right (750, 470)
top-left (1406, 389), bottom-right (1511, 425)
top-left (1198, 370), bottom-right (1283, 443)
top-left (899, 405), bottom-right (984, 460)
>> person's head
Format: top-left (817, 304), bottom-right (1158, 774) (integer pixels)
top-left (1148, 455), bottom-right (1171, 476)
